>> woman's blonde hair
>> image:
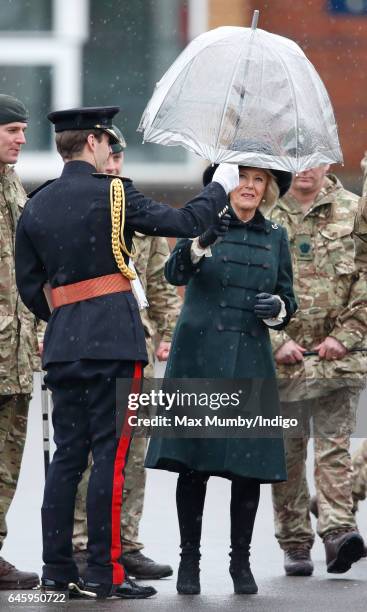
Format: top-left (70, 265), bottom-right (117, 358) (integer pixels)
top-left (261, 170), bottom-right (280, 213)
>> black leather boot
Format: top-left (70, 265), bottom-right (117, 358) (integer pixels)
top-left (176, 548), bottom-right (200, 595)
top-left (229, 553), bottom-right (258, 595)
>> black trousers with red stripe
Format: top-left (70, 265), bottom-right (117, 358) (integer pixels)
top-left (42, 359), bottom-right (141, 585)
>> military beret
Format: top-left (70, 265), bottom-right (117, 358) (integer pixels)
top-left (110, 125), bottom-right (126, 154)
top-left (0, 94), bottom-right (29, 125)
top-left (47, 106), bottom-right (121, 143)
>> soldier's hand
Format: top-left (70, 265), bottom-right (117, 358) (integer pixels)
top-left (156, 341), bottom-right (171, 361)
top-left (198, 213), bottom-right (231, 248)
top-left (314, 337), bottom-right (347, 361)
top-left (275, 340), bottom-right (305, 365)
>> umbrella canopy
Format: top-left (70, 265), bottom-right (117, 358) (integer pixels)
top-left (138, 25), bottom-right (343, 173)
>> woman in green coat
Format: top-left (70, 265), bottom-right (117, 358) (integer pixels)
top-left (145, 164), bottom-right (297, 595)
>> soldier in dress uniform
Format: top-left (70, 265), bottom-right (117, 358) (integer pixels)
top-left (14, 106), bottom-right (236, 600)
top-left (73, 126), bottom-right (180, 580)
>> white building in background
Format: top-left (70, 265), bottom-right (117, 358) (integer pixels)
top-left (0, 0), bottom-right (208, 185)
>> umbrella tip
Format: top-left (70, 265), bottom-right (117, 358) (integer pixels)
top-left (251, 9), bottom-right (259, 30)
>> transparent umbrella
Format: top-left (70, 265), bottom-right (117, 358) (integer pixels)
top-left (138, 12), bottom-right (342, 173)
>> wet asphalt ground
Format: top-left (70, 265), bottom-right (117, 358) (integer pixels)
top-left (1, 374), bottom-right (367, 611)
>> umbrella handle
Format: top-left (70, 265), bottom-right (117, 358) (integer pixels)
top-left (251, 10), bottom-right (259, 30)
top-left (303, 348), bottom-right (367, 357)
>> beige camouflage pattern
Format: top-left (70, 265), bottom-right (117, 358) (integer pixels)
top-left (354, 153), bottom-right (367, 264)
top-left (272, 390), bottom-right (358, 548)
top-left (269, 174), bottom-right (366, 547)
top-left (351, 438), bottom-right (367, 513)
top-left (133, 233), bottom-right (182, 343)
top-left (0, 166), bottom-right (40, 550)
top-left (269, 174), bottom-right (367, 401)
top-left (0, 167), bottom-right (40, 393)
top-left (0, 394), bottom-right (29, 548)
top-left (73, 235), bottom-right (182, 552)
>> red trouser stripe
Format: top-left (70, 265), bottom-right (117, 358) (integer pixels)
top-left (111, 361), bottom-right (142, 585)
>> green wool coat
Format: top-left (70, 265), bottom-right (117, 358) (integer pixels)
top-left (145, 209), bottom-right (297, 482)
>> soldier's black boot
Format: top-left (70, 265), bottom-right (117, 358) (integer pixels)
top-left (229, 552), bottom-right (258, 594)
top-left (120, 550), bottom-right (173, 579)
top-left (0, 557), bottom-right (39, 590)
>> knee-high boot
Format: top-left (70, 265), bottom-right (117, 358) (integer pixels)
top-left (175, 471), bottom-right (209, 594)
top-left (229, 478), bottom-right (260, 594)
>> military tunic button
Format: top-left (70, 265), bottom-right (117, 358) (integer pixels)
top-left (221, 279), bottom-right (228, 287)
top-left (220, 301), bottom-right (227, 308)
top-left (222, 256), bottom-right (228, 263)
top-left (217, 323), bottom-right (224, 331)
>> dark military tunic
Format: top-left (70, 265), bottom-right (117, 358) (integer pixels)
top-left (15, 161), bottom-right (228, 367)
top-left (146, 210), bottom-right (297, 482)
top-left (14, 160), bottom-right (229, 588)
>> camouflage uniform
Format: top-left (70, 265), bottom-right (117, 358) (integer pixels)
top-left (350, 156), bottom-right (367, 515)
top-left (354, 152), bottom-right (367, 264)
top-left (73, 234), bottom-right (182, 552)
top-left (269, 174), bottom-right (367, 550)
top-left (0, 166), bottom-right (39, 549)
top-left (351, 439), bottom-right (367, 513)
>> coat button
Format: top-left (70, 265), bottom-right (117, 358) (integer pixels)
top-left (217, 323), bottom-right (224, 331)
top-left (221, 279), bottom-right (228, 287)
top-left (222, 256), bottom-right (228, 263)
top-left (220, 301), bottom-right (227, 308)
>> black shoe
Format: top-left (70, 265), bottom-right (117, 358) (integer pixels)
top-left (325, 530), bottom-right (365, 574)
top-left (40, 578), bottom-right (97, 599)
top-left (284, 548), bottom-right (314, 576)
top-left (176, 554), bottom-right (200, 595)
top-left (121, 550), bottom-right (173, 579)
top-left (229, 557), bottom-right (258, 594)
top-left (84, 576), bottom-right (157, 599)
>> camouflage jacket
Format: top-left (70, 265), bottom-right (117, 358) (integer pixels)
top-left (269, 174), bottom-right (367, 396)
top-left (132, 233), bottom-right (182, 342)
top-left (0, 166), bottom-right (40, 394)
top-left (354, 152), bottom-right (367, 263)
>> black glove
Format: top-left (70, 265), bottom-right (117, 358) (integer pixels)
top-left (254, 293), bottom-right (281, 319)
top-left (198, 213), bottom-right (231, 248)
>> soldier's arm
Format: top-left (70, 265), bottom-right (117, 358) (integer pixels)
top-left (353, 196), bottom-right (367, 266)
top-left (15, 213), bottom-right (50, 322)
top-left (124, 180), bottom-right (228, 238)
top-left (330, 269), bottom-right (367, 350)
top-left (145, 237), bottom-right (182, 341)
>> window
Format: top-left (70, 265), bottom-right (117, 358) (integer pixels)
top-left (0, 0), bottom-right (208, 184)
top-left (1, 65), bottom-right (52, 150)
top-left (0, 0), bottom-right (52, 31)
top-left (84, 0), bottom-right (187, 164)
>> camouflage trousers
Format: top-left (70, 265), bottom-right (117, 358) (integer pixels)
top-left (0, 394), bottom-right (30, 550)
top-left (351, 439), bottom-right (367, 512)
top-left (272, 389), bottom-right (358, 549)
top-left (73, 349), bottom-right (155, 553)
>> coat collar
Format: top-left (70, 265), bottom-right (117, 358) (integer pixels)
top-left (228, 206), bottom-right (267, 232)
top-left (61, 160), bottom-right (96, 177)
